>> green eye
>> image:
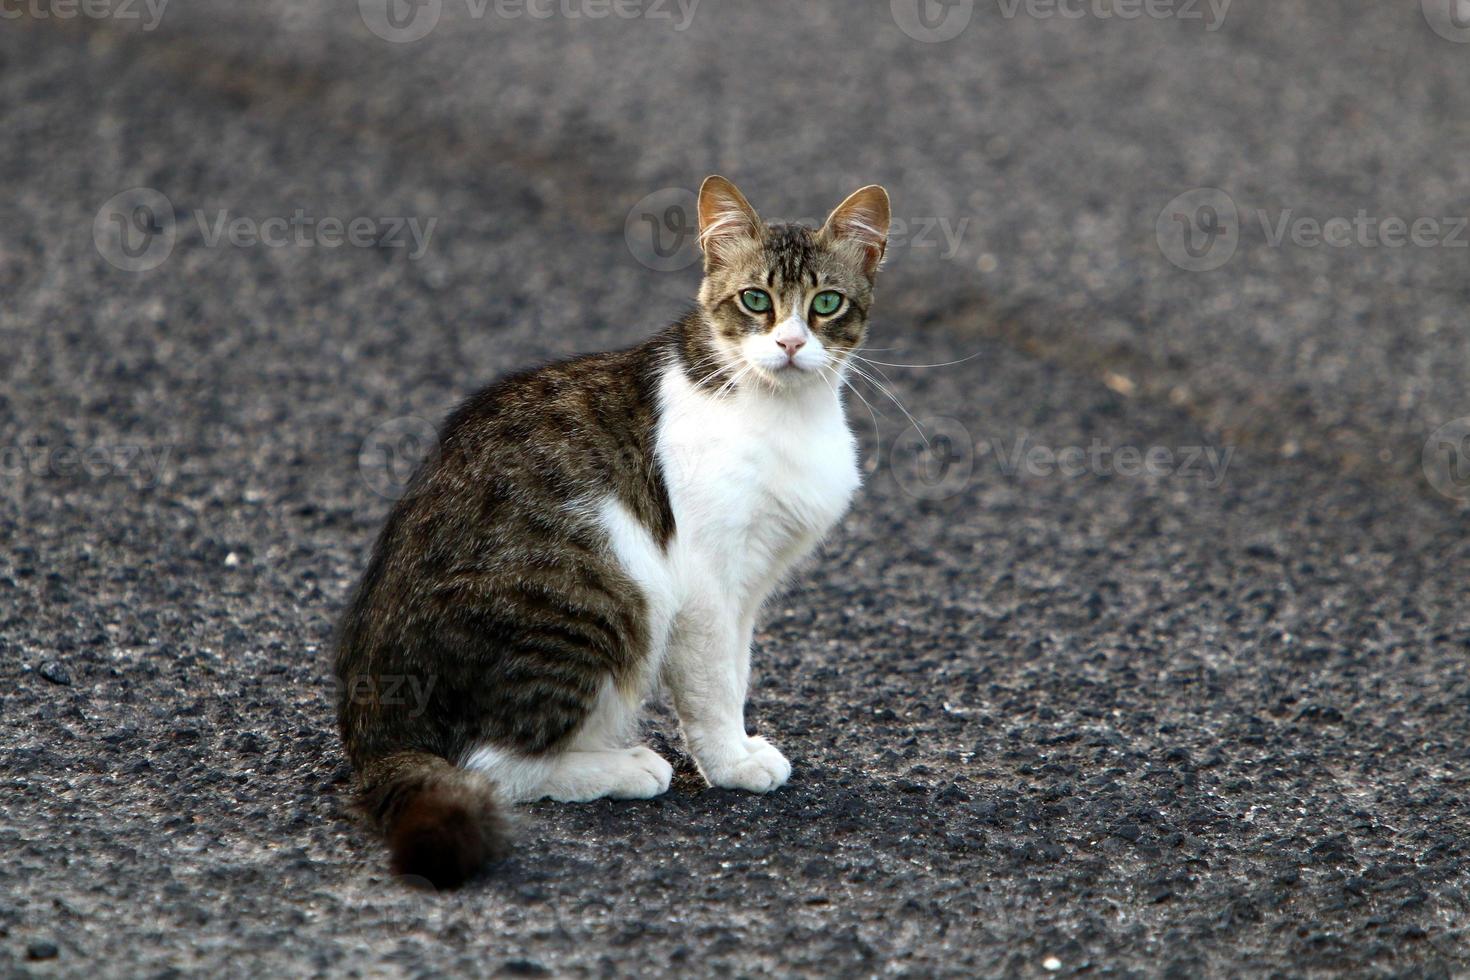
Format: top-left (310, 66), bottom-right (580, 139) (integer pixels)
top-left (740, 289), bottom-right (772, 314)
top-left (812, 291), bottom-right (843, 317)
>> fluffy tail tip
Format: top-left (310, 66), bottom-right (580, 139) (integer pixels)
top-left (381, 772), bottom-right (512, 889)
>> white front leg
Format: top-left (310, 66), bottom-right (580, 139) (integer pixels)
top-left (662, 599), bottom-right (790, 793)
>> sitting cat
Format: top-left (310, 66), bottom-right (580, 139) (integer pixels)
top-left (335, 176), bottom-right (891, 887)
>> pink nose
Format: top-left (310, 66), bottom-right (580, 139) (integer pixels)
top-left (777, 336), bottom-right (806, 358)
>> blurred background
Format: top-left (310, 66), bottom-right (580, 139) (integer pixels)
top-left (3, 1), bottom-right (1469, 976)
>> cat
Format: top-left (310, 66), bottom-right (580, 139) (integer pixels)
top-left (335, 176), bottom-right (891, 887)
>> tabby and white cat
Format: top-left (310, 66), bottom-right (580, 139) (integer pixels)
top-left (336, 176), bottom-right (891, 886)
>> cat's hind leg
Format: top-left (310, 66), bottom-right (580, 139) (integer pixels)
top-left (462, 743), bottom-right (672, 803)
top-left (544, 676), bottom-right (672, 801)
top-left (464, 676), bottom-right (672, 803)
top-left (538, 747), bottom-right (673, 802)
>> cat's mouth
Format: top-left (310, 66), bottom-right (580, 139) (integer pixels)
top-left (737, 340), bottom-right (831, 387)
top-left (749, 358), bottom-right (819, 382)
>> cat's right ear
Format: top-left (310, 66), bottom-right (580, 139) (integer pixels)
top-left (697, 176), bottom-right (763, 271)
top-left (821, 185), bottom-right (891, 281)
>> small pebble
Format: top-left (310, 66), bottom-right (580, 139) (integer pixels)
top-left (27, 941), bottom-right (59, 961)
top-left (1043, 956), bottom-right (1062, 972)
top-left (38, 661), bottom-right (71, 686)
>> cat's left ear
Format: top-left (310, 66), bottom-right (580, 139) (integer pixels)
top-left (821, 185), bottom-right (891, 280)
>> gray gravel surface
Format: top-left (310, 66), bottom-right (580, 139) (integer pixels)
top-left (3, 2), bottom-right (1470, 976)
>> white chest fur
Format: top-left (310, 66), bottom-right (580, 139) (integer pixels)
top-left (655, 363), bottom-right (859, 601)
top-left (595, 362), bottom-right (861, 663)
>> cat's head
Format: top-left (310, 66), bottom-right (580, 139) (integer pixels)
top-left (694, 176), bottom-right (890, 390)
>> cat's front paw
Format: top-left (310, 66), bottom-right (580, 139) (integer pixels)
top-left (702, 736), bottom-right (791, 794)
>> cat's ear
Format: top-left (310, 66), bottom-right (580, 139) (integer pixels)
top-left (697, 175), bottom-right (763, 271)
top-left (821, 185), bottom-right (891, 280)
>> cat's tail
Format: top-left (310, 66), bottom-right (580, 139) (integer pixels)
top-left (357, 751), bottom-right (512, 889)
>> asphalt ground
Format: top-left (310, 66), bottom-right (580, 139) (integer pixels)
top-left (2, 1), bottom-right (1469, 976)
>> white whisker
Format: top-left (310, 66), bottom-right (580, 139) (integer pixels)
top-left (843, 359), bottom-right (932, 452)
top-left (712, 362), bottom-right (757, 400)
top-left (825, 365), bottom-right (881, 451)
top-left (849, 351), bottom-right (983, 370)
